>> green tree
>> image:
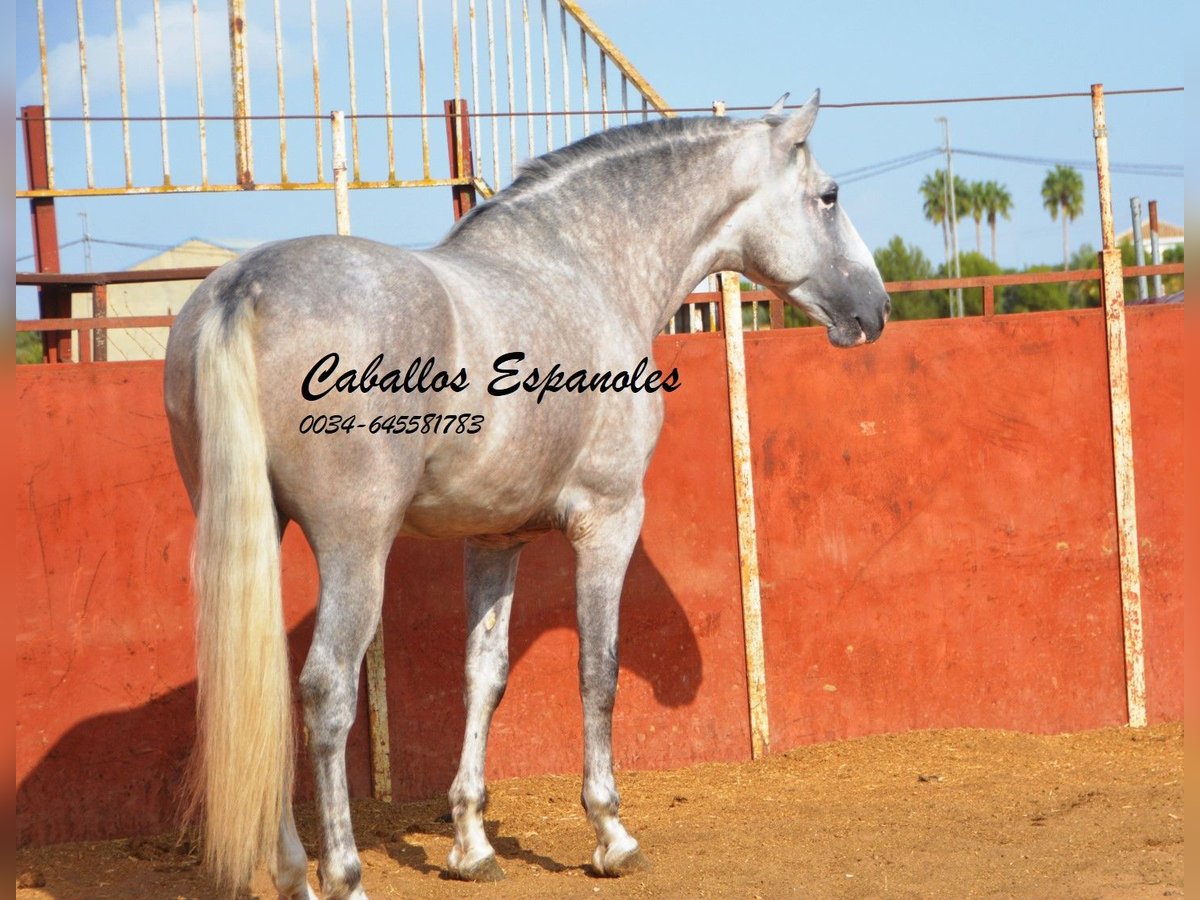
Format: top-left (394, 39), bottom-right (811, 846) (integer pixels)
top-left (979, 180), bottom-right (1013, 264)
top-left (1003, 266), bottom-right (1071, 313)
top-left (1041, 165), bottom-right (1085, 270)
top-left (17, 332), bottom-right (42, 364)
top-left (939, 251), bottom-right (1001, 315)
top-left (873, 235), bottom-right (947, 320)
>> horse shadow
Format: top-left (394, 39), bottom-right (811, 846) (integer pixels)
top-left (16, 535), bottom-right (703, 851)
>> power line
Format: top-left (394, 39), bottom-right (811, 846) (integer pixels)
top-left (836, 148), bottom-right (943, 184)
top-left (956, 147), bottom-right (1182, 177)
top-left (14, 86), bottom-right (1183, 123)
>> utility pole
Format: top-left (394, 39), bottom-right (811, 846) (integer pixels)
top-left (936, 116), bottom-right (963, 317)
top-left (79, 211), bottom-right (93, 271)
top-left (1129, 198), bottom-right (1148, 301)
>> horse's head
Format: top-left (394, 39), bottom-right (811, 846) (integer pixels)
top-left (735, 91), bottom-right (891, 347)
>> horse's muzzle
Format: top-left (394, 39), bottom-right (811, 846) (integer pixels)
top-left (827, 293), bottom-right (890, 348)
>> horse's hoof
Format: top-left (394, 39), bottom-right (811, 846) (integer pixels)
top-left (450, 854), bottom-right (506, 882)
top-left (593, 845), bottom-right (650, 877)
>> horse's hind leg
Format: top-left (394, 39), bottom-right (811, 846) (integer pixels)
top-left (447, 541), bottom-right (522, 882)
top-left (299, 525), bottom-right (394, 900)
top-left (571, 496), bottom-right (649, 876)
top-left (271, 803), bottom-right (316, 899)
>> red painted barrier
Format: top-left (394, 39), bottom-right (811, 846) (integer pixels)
top-left (14, 306), bottom-right (1183, 846)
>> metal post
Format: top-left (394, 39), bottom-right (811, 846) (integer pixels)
top-left (1147, 201), bottom-right (1163, 298)
top-left (331, 110), bottom-right (351, 235)
top-left (92, 283), bottom-right (107, 363)
top-left (1091, 83), bottom-right (1146, 729)
top-left (336, 104), bottom-right (389, 797)
top-left (718, 271), bottom-right (770, 759)
top-left (444, 98), bottom-right (478, 220)
top-left (937, 116), bottom-right (963, 317)
top-left (1129, 197), bottom-right (1148, 301)
top-left (228, 0), bottom-right (254, 187)
top-left (21, 105), bottom-right (70, 364)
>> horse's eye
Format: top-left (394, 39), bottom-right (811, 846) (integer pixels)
top-left (819, 186), bottom-right (838, 207)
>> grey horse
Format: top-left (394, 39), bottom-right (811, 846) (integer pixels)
top-left (163, 91), bottom-right (889, 899)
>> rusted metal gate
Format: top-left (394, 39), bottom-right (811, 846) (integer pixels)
top-left (19, 0), bottom-right (669, 201)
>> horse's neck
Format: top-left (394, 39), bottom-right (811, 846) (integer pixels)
top-left (443, 130), bottom-right (752, 339)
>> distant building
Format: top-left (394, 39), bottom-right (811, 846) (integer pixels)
top-left (70, 239), bottom-right (241, 361)
top-left (1115, 219), bottom-right (1184, 256)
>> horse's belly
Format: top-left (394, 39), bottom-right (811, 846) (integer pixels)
top-left (399, 491), bottom-right (557, 541)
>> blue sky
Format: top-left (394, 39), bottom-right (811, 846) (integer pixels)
top-left (14, 0), bottom-right (1185, 318)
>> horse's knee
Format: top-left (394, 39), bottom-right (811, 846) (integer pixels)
top-left (299, 665), bottom-right (357, 748)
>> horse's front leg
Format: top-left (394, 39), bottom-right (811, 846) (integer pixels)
top-left (447, 541), bottom-right (523, 882)
top-left (572, 496), bottom-right (649, 877)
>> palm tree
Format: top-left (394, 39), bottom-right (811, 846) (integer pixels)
top-left (919, 170), bottom-right (950, 270)
top-left (1041, 165), bottom-right (1085, 270)
top-left (979, 180), bottom-right (1013, 265)
top-left (958, 181), bottom-right (986, 255)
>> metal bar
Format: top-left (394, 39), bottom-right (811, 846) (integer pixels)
top-left (310, 0), bottom-right (325, 181)
top-left (364, 625), bottom-right (393, 803)
top-left (559, 4), bottom-right (571, 142)
top-left (345, 0), bottom-right (361, 182)
top-left (18, 267), bottom-right (217, 286)
top-left (1129, 197), bottom-right (1148, 300)
top-left (228, 0), bottom-right (254, 187)
top-left (74, 0), bottom-right (95, 188)
top-left (273, 0), bottom-right (288, 182)
top-left (718, 271), bottom-right (770, 759)
top-left (22, 106), bottom-right (69, 364)
top-left (621, 74), bottom-right (628, 125)
top-left (116, 0), bottom-right (133, 186)
top-left (1148, 200), bottom-right (1164, 297)
top-left (599, 52), bottom-right (608, 130)
top-left (559, 0), bottom-right (673, 116)
top-left (452, 0), bottom-right (461, 101)
top-left (417, 0), bottom-right (430, 180)
top-left (91, 284), bottom-right (107, 362)
top-left (578, 25), bottom-right (589, 135)
top-left (152, 0), bottom-right (171, 185)
top-left (521, 0), bottom-right (534, 158)
top-left (503, 0), bottom-right (517, 177)
top-left (190, 0), bottom-right (208, 186)
top-left (1091, 82), bottom-right (1146, 729)
top-left (17, 314), bottom-right (177, 332)
top-left (36, 0), bottom-right (54, 188)
top-left (468, 0), bottom-right (481, 174)
top-left (381, 0), bottom-right (395, 181)
top-left (485, 0), bottom-right (500, 185)
top-left (769, 297), bottom-right (784, 329)
top-left (444, 98), bottom-right (478, 219)
top-left (18, 177), bottom-right (478, 199)
top-left (540, 0), bottom-right (552, 149)
top-left (332, 110), bottom-right (351, 234)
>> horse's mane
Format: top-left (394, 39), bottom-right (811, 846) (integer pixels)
top-left (446, 115), bottom-right (747, 236)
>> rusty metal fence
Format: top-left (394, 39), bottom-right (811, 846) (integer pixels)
top-left (18, 0), bottom-right (670, 201)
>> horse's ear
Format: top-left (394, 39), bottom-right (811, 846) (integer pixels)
top-left (764, 93), bottom-right (790, 120)
top-left (771, 89), bottom-right (820, 148)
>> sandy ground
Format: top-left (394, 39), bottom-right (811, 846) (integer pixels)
top-left (15, 723), bottom-right (1183, 898)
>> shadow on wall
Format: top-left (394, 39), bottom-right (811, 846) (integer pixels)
top-left (17, 535), bottom-right (702, 847)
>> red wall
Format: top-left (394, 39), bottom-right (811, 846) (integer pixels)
top-left (14, 306), bottom-right (1183, 846)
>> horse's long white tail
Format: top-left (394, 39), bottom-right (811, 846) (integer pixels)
top-left (186, 306), bottom-right (293, 892)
